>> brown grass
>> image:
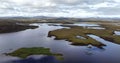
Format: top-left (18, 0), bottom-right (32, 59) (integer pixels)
top-left (48, 23), bottom-right (120, 48)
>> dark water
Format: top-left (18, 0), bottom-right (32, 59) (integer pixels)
top-left (0, 23), bottom-right (120, 63)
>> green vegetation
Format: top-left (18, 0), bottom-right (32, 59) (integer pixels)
top-left (7, 47), bottom-right (62, 59)
top-left (48, 24), bottom-right (120, 48)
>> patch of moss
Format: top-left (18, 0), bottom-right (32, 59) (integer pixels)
top-left (7, 47), bottom-right (62, 59)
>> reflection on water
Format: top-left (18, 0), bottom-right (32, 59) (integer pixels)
top-left (87, 26), bottom-right (105, 29)
top-left (114, 31), bottom-right (120, 35)
top-left (59, 23), bottom-right (105, 30)
top-left (0, 23), bottom-right (120, 63)
top-left (11, 55), bottom-right (60, 63)
top-left (87, 34), bottom-right (120, 63)
top-left (76, 35), bottom-right (86, 39)
top-left (69, 23), bottom-right (100, 27)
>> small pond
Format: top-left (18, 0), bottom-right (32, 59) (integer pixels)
top-left (114, 31), bottom-right (120, 35)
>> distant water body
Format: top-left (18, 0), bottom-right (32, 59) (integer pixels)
top-left (0, 0), bottom-right (120, 18)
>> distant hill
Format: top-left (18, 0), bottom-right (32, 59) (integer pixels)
top-left (0, 16), bottom-right (120, 22)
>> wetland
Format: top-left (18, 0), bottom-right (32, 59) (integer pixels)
top-left (0, 18), bottom-right (120, 63)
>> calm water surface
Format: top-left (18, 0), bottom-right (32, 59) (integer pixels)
top-left (0, 23), bottom-right (120, 63)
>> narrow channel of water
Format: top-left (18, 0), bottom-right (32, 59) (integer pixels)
top-left (88, 34), bottom-right (120, 63)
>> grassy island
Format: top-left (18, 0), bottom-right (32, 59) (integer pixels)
top-left (7, 47), bottom-right (63, 60)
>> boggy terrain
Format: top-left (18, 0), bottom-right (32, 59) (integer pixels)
top-left (0, 18), bottom-right (120, 48)
top-left (0, 18), bottom-right (120, 63)
top-left (48, 22), bottom-right (120, 48)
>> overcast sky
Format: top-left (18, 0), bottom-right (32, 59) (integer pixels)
top-left (0, 0), bottom-right (120, 18)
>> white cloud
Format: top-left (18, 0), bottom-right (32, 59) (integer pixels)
top-left (114, 0), bottom-right (120, 2)
top-left (89, 2), bottom-right (118, 9)
top-left (0, 0), bottom-right (120, 18)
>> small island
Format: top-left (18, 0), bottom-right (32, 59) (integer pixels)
top-left (6, 47), bottom-right (63, 60)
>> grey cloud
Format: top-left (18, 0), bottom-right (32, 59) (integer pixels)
top-left (0, 0), bottom-right (120, 17)
top-left (95, 7), bottom-right (120, 15)
top-left (51, 0), bottom-right (106, 5)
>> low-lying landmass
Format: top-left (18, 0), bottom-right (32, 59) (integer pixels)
top-left (0, 21), bottom-right (38, 33)
top-left (48, 23), bottom-right (120, 48)
top-left (6, 47), bottom-right (63, 60)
